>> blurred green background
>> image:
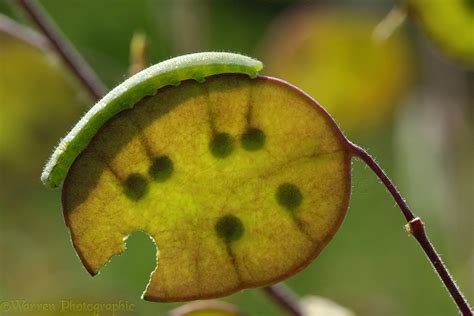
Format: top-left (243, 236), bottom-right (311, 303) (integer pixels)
top-left (0, 0), bottom-right (472, 315)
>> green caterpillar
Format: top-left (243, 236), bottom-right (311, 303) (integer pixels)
top-left (42, 52), bottom-right (263, 188)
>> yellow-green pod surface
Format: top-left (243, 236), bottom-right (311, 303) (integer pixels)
top-left (44, 52), bottom-right (352, 302)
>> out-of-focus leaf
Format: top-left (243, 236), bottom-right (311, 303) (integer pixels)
top-left (261, 8), bottom-right (414, 132)
top-left (49, 54), bottom-right (352, 302)
top-left (168, 301), bottom-right (245, 316)
top-left (0, 15), bottom-right (88, 184)
top-left (402, 0), bottom-right (474, 67)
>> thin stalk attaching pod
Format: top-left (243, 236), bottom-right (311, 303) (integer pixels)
top-left (349, 143), bottom-right (473, 316)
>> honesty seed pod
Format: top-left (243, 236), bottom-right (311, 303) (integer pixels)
top-left (42, 52), bottom-right (352, 301)
top-left (42, 53), bottom-right (472, 315)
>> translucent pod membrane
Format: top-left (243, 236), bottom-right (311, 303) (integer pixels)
top-left (47, 53), bottom-right (352, 302)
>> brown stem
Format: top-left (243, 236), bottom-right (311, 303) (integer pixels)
top-left (16, 0), bottom-right (107, 100)
top-left (263, 284), bottom-right (303, 316)
top-left (349, 142), bottom-right (473, 316)
top-left (14, 2), bottom-right (304, 315)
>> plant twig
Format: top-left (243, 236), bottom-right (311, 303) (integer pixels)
top-left (0, 14), bottom-right (48, 50)
top-left (349, 142), bottom-right (473, 316)
top-left (16, 0), bottom-right (107, 100)
top-left (263, 284), bottom-right (303, 316)
top-left (14, 2), bottom-right (304, 315)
